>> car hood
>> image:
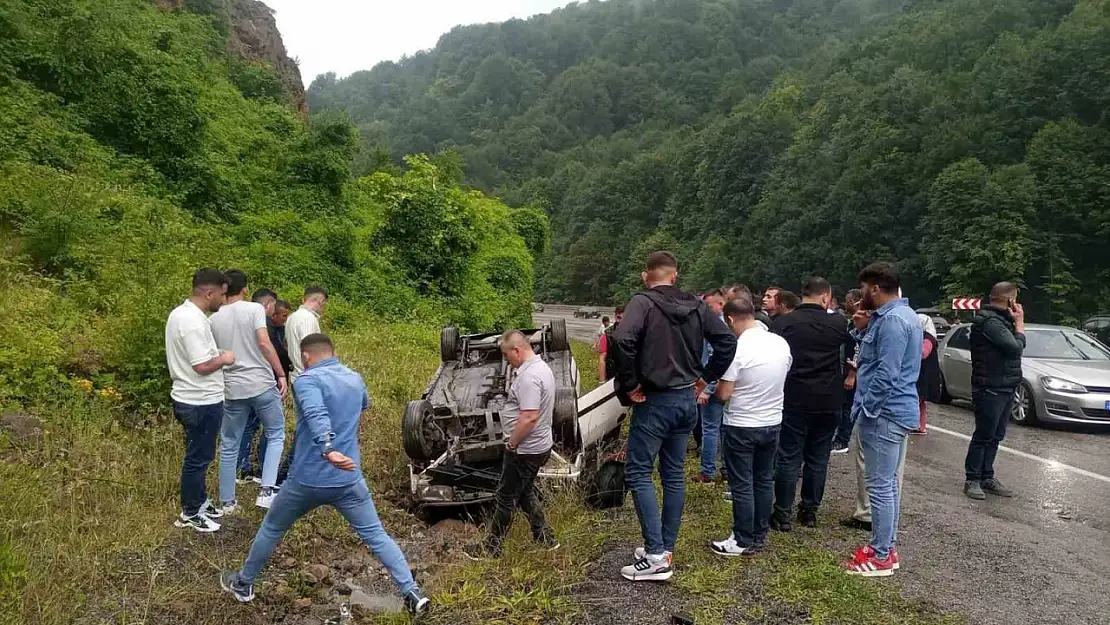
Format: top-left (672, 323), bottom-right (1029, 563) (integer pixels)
top-left (1025, 358), bottom-right (1110, 385)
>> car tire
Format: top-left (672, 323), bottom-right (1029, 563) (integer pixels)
top-left (585, 460), bottom-right (627, 509)
top-left (1011, 381), bottom-right (1039, 426)
top-left (402, 400), bottom-right (446, 460)
top-left (440, 327), bottom-right (460, 362)
top-left (552, 386), bottom-right (578, 446)
top-left (549, 318), bottom-right (569, 352)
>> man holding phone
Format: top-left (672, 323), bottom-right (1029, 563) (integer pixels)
top-left (963, 282), bottom-right (1026, 500)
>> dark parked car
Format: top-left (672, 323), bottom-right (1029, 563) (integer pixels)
top-left (573, 306), bottom-right (601, 319)
top-left (1082, 315), bottom-right (1110, 345)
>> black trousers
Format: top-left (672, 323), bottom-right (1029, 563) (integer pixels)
top-left (773, 410), bottom-right (838, 519)
top-left (486, 449), bottom-right (553, 551)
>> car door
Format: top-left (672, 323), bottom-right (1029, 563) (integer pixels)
top-left (942, 326), bottom-right (973, 399)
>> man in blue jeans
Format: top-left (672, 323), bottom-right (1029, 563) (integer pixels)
top-left (693, 289), bottom-right (728, 483)
top-left (219, 334), bottom-right (430, 615)
top-left (832, 289), bottom-right (862, 454)
top-left (612, 251), bottom-right (736, 581)
top-left (841, 263), bottom-right (921, 577)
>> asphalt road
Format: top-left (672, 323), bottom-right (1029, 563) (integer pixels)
top-left (533, 304), bottom-right (615, 343)
top-left (535, 304), bottom-right (1110, 625)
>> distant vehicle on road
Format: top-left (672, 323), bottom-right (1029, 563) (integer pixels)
top-left (1081, 315), bottom-right (1110, 345)
top-left (939, 323), bottom-right (1110, 426)
top-left (573, 306), bottom-right (601, 319)
top-left (915, 307), bottom-right (951, 341)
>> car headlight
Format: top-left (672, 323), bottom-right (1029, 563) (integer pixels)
top-left (1041, 376), bottom-right (1088, 394)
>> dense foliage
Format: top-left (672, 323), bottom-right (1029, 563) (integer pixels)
top-left (0, 0), bottom-right (541, 410)
top-left (309, 0), bottom-right (1110, 323)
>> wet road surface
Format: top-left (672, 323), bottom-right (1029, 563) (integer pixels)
top-left (536, 304), bottom-right (1110, 625)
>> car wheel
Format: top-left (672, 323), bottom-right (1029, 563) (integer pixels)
top-left (440, 327), bottom-right (460, 362)
top-left (585, 460), bottom-right (627, 509)
top-left (549, 318), bottom-right (569, 352)
top-left (938, 372), bottom-right (952, 405)
top-left (1010, 381), bottom-right (1039, 426)
top-left (552, 386), bottom-right (578, 446)
top-left (402, 400), bottom-right (446, 460)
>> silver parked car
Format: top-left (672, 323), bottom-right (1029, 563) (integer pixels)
top-left (939, 323), bottom-right (1110, 426)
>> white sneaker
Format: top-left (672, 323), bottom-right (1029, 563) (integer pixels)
top-left (709, 534), bottom-right (754, 557)
top-left (723, 490), bottom-right (733, 502)
top-left (633, 547), bottom-right (673, 560)
top-left (215, 500), bottom-right (240, 516)
top-left (621, 552), bottom-right (673, 581)
top-left (831, 444), bottom-right (850, 455)
top-left (255, 487), bottom-right (277, 509)
top-left (199, 499), bottom-right (224, 519)
top-left (174, 512), bottom-right (221, 533)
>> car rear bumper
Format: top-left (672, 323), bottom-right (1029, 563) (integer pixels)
top-left (1038, 389), bottom-right (1110, 424)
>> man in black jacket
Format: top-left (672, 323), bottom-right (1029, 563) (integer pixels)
top-left (964, 282), bottom-right (1026, 500)
top-left (771, 277), bottom-right (853, 529)
top-left (613, 251), bottom-right (736, 582)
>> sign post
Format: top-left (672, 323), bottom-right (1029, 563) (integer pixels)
top-left (951, 297), bottom-right (981, 311)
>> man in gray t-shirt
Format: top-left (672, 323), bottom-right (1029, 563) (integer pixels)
top-left (467, 331), bottom-right (558, 558)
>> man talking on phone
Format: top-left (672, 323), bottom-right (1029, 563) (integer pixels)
top-left (963, 282), bottom-right (1026, 500)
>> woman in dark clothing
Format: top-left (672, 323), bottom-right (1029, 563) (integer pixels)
top-left (916, 314), bottom-right (943, 434)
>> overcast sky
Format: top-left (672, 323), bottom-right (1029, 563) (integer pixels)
top-left (262, 0), bottom-right (574, 84)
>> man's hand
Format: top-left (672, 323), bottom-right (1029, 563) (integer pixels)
top-left (844, 371), bottom-right (857, 391)
top-left (852, 310), bottom-right (872, 332)
top-left (324, 450), bottom-right (356, 471)
top-left (629, 385), bottom-right (646, 404)
top-left (220, 350), bottom-right (236, 367)
top-left (1012, 302), bottom-right (1025, 330)
top-left (276, 376), bottom-right (288, 399)
top-left (697, 390), bottom-right (710, 406)
top-left (694, 378), bottom-right (708, 396)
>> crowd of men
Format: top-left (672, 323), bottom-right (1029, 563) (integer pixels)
top-left (164, 253), bottom-right (1026, 611)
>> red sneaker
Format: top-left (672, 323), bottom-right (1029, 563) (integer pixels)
top-left (842, 545), bottom-right (896, 577)
top-left (890, 547), bottom-right (900, 570)
top-left (848, 544), bottom-right (900, 569)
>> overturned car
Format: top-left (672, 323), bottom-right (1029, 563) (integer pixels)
top-left (403, 320), bottom-right (629, 510)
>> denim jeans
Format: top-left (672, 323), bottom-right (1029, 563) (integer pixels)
top-left (238, 478), bottom-right (417, 596)
top-left (965, 388), bottom-right (1014, 482)
top-left (834, 393), bottom-right (856, 447)
top-left (625, 388), bottom-right (698, 555)
top-left (486, 449), bottom-right (553, 552)
top-left (237, 410), bottom-right (268, 476)
top-left (698, 397), bottom-right (726, 477)
top-left (773, 410), bottom-right (837, 520)
top-left (220, 387), bottom-right (285, 501)
top-left (859, 415), bottom-right (910, 559)
top-left (722, 424), bottom-right (780, 548)
top-left (172, 400), bottom-right (223, 516)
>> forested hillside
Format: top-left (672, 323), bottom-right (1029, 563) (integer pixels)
top-left (308, 0), bottom-right (1110, 323)
top-left (0, 0), bottom-right (543, 410)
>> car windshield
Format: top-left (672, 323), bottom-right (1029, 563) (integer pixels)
top-left (1024, 329), bottom-right (1110, 361)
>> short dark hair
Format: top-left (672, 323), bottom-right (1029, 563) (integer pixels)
top-left (846, 288), bottom-right (862, 302)
top-left (776, 291), bottom-right (801, 310)
top-left (704, 288), bottom-right (725, 300)
top-left (723, 283), bottom-right (752, 299)
top-left (990, 281), bottom-right (1019, 301)
top-left (252, 288), bottom-right (277, 303)
top-left (224, 269), bottom-right (248, 295)
top-left (275, 299), bottom-right (292, 311)
top-left (602, 316), bottom-right (610, 324)
top-left (858, 262), bottom-right (900, 294)
top-left (801, 277), bottom-right (831, 298)
top-left (192, 268), bottom-right (227, 291)
top-left (645, 251), bottom-right (678, 272)
top-left (724, 297), bottom-right (755, 319)
top-left (304, 285), bottom-right (328, 299)
top-left (615, 305), bottom-right (625, 314)
top-left (300, 333), bottom-right (334, 353)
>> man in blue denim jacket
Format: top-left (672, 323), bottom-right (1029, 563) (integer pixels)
top-left (219, 333), bottom-right (430, 615)
top-left (841, 263), bottom-right (921, 578)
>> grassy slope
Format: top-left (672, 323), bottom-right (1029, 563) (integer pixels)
top-left (1, 331), bottom-right (961, 625)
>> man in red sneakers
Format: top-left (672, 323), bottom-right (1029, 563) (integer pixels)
top-left (841, 263), bottom-right (921, 577)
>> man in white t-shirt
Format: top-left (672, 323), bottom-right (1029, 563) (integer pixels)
top-left (165, 268), bottom-right (235, 533)
top-left (275, 285), bottom-right (327, 485)
top-left (209, 270), bottom-right (289, 512)
top-left (711, 296), bottom-right (792, 557)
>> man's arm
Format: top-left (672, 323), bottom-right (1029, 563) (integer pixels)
top-left (293, 375), bottom-right (336, 453)
top-left (981, 317), bottom-right (1026, 358)
top-left (857, 317), bottom-right (912, 418)
top-left (255, 327), bottom-right (288, 395)
top-left (702, 307), bottom-right (737, 383)
top-left (613, 295), bottom-right (649, 393)
top-left (507, 375), bottom-right (544, 448)
top-left (714, 379), bottom-right (735, 403)
top-left (181, 327), bottom-right (232, 375)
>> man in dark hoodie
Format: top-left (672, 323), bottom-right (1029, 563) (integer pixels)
top-left (613, 251), bottom-right (737, 582)
top-left (963, 282), bottom-right (1025, 500)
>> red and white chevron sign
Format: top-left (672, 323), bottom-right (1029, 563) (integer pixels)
top-left (952, 297), bottom-right (981, 310)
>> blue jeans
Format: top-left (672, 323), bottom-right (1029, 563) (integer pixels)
top-left (698, 397), bottom-right (726, 477)
top-left (172, 400), bottom-right (223, 516)
top-left (965, 388), bottom-right (1013, 482)
top-left (834, 392), bottom-right (856, 447)
top-left (773, 410), bottom-right (837, 520)
top-left (238, 478), bottom-right (417, 596)
top-left (722, 424), bottom-right (780, 548)
top-left (237, 411), bottom-right (268, 476)
top-left (859, 415), bottom-right (910, 559)
top-left (220, 387), bottom-right (285, 502)
top-left (625, 388), bottom-right (698, 555)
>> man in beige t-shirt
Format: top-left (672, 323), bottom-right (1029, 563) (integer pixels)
top-left (276, 286), bottom-right (327, 485)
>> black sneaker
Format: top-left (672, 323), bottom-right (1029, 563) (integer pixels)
top-left (840, 517), bottom-right (872, 532)
top-left (403, 589), bottom-right (431, 615)
top-left (219, 570), bottom-right (255, 603)
top-left (981, 478), bottom-right (1013, 498)
top-left (770, 515), bottom-right (793, 532)
top-left (199, 499), bottom-right (224, 519)
top-left (174, 512), bottom-right (220, 533)
top-left (797, 509), bottom-right (817, 528)
top-left (964, 480), bottom-right (986, 500)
